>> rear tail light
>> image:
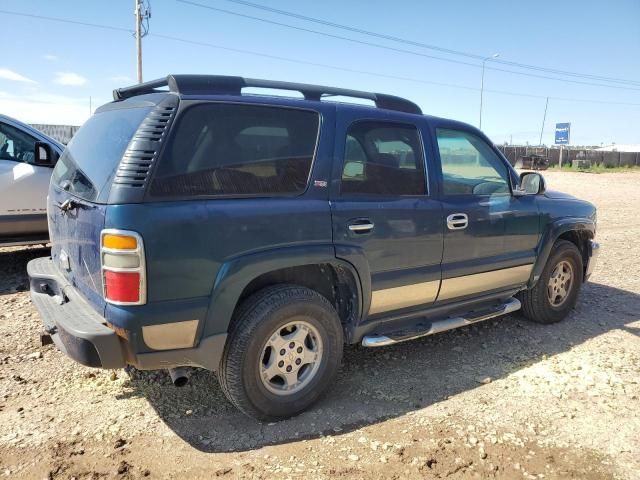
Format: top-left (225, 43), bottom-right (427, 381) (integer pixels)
top-left (100, 230), bottom-right (146, 305)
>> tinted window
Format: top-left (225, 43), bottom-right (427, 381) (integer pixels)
top-left (340, 122), bottom-right (425, 196)
top-left (52, 106), bottom-right (151, 202)
top-left (0, 122), bottom-right (37, 163)
top-left (150, 104), bottom-right (319, 197)
top-left (436, 128), bottom-right (510, 196)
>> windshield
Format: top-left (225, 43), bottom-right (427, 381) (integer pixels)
top-left (52, 106), bottom-right (151, 203)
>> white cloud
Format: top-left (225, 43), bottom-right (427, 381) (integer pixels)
top-left (0, 90), bottom-right (106, 125)
top-left (54, 72), bottom-right (88, 86)
top-left (43, 54), bottom-right (58, 61)
top-left (110, 75), bottom-right (134, 84)
top-left (0, 68), bottom-right (36, 83)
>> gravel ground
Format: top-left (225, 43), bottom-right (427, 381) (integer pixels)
top-left (1, 171), bottom-right (639, 479)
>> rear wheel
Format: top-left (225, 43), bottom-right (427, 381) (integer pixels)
top-left (519, 240), bottom-right (583, 324)
top-left (218, 285), bottom-right (343, 421)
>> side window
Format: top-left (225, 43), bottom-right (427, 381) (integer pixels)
top-left (0, 122), bottom-right (37, 163)
top-left (340, 121), bottom-right (426, 196)
top-left (150, 104), bottom-right (319, 197)
top-left (436, 128), bottom-right (510, 195)
top-left (435, 128), bottom-right (510, 196)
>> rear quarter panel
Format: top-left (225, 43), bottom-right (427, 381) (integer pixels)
top-left (104, 101), bottom-right (337, 346)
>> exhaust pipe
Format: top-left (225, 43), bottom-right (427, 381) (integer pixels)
top-left (168, 367), bottom-right (189, 387)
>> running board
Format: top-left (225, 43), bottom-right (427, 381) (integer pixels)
top-left (361, 297), bottom-right (521, 347)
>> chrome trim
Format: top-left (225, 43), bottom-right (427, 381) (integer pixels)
top-left (438, 264), bottom-right (532, 301)
top-left (101, 246), bottom-right (139, 255)
top-left (100, 229), bottom-right (147, 306)
top-left (142, 320), bottom-right (199, 350)
top-left (348, 222), bottom-right (374, 233)
top-left (369, 280), bottom-right (440, 315)
top-left (361, 335), bottom-right (394, 347)
top-left (585, 240), bottom-right (600, 280)
top-left (362, 298), bottom-right (521, 347)
top-left (446, 213), bottom-right (468, 230)
top-left (0, 239), bottom-right (49, 247)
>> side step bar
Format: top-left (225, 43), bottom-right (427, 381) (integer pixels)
top-left (361, 297), bottom-right (521, 347)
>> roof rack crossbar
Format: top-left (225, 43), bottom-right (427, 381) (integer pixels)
top-left (113, 75), bottom-right (422, 114)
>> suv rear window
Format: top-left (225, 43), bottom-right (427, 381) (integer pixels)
top-left (52, 106), bottom-right (151, 202)
top-left (150, 103), bottom-right (319, 198)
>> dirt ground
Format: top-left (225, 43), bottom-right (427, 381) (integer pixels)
top-left (1, 171), bottom-right (639, 479)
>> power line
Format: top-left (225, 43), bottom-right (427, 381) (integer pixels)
top-left (151, 32), bottom-right (640, 106)
top-left (176, 0), bottom-right (640, 92)
top-left (2, 8), bottom-right (640, 108)
top-left (0, 9), bottom-right (132, 32)
top-left (215, 0), bottom-right (640, 87)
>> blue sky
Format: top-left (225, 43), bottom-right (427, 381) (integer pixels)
top-left (1, 0), bottom-right (639, 145)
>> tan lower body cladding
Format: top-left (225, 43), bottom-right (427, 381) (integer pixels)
top-left (438, 264), bottom-right (532, 301)
top-left (142, 319), bottom-right (199, 350)
top-left (369, 280), bottom-right (440, 315)
top-left (369, 264), bottom-right (533, 314)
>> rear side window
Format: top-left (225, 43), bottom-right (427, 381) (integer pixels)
top-left (150, 104), bottom-right (319, 197)
top-left (340, 121), bottom-right (426, 196)
top-left (52, 107), bottom-right (151, 202)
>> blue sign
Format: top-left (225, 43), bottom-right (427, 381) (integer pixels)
top-left (555, 123), bottom-right (571, 145)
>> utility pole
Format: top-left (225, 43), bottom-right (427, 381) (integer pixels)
top-left (134, 0), bottom-right (150, 84)
top-left (479, 53), bottom-right (499, 130)
top-left (135, 0), bottom-right (142, 83)
top-left (538, 97), bottom-right (549, 146)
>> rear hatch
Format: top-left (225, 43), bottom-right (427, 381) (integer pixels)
top-left (49, 105), bottom-right (152, 314)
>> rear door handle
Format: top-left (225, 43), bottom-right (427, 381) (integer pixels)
top-left (446, 213), bottom-right (468, 230)
top-left (348, 219), bottom-right (375, 234)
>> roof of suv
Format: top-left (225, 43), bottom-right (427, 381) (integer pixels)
top-left (111, 74), bottom-right (422, 115)
top-left (103, 74), bottom-right (489, 141)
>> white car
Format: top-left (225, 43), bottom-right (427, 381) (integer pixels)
top-left (0, 114), bottom-right (64, 246)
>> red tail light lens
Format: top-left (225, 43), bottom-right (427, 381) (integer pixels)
top-left (104, 271), bottom-right (141, 303)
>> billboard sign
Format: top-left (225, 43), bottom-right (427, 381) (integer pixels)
top-left (555, 123), bottom-right (571, 145)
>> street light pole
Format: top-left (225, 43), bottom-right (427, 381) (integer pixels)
top-left (479, 53), bottom-right (499, 130)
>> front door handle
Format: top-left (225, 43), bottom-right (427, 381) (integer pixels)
top-left (446, 213), bottom-right (468, 230)
top-left (348, 219), bottom-right (375, 234)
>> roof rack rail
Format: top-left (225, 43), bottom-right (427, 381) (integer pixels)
top-left (113, 74), bottom-right (422, 115)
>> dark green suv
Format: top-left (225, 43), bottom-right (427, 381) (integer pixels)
top-left (28, 75), bottom-right (599, 420)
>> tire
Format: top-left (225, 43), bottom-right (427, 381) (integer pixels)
top-left (218, 285), bottom-right (343, 421)
top-left (519, 240), bottom-right (583, 324)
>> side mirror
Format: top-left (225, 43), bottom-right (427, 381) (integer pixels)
top-left (34, 142), bottom-right (57, 167)
top-left (515, 172), bottom-right (546, 196)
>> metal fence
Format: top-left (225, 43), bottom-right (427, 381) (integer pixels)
top-left (497, 145), bottom-right (640, 167)
top-left (31, 124), bottom-right (80, 145)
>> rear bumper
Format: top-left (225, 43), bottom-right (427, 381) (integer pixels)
top-left (27, 256), bottom-right (227, 371)
top-left (585, 240), bottom-right (600, 280)
top-left (28, 257), bottom-right (126, 369)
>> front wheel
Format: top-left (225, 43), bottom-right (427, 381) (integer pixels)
top-left (519, 240), bottom-right (583, 324)
top-left (218, 285), bottom-right (343, 421)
